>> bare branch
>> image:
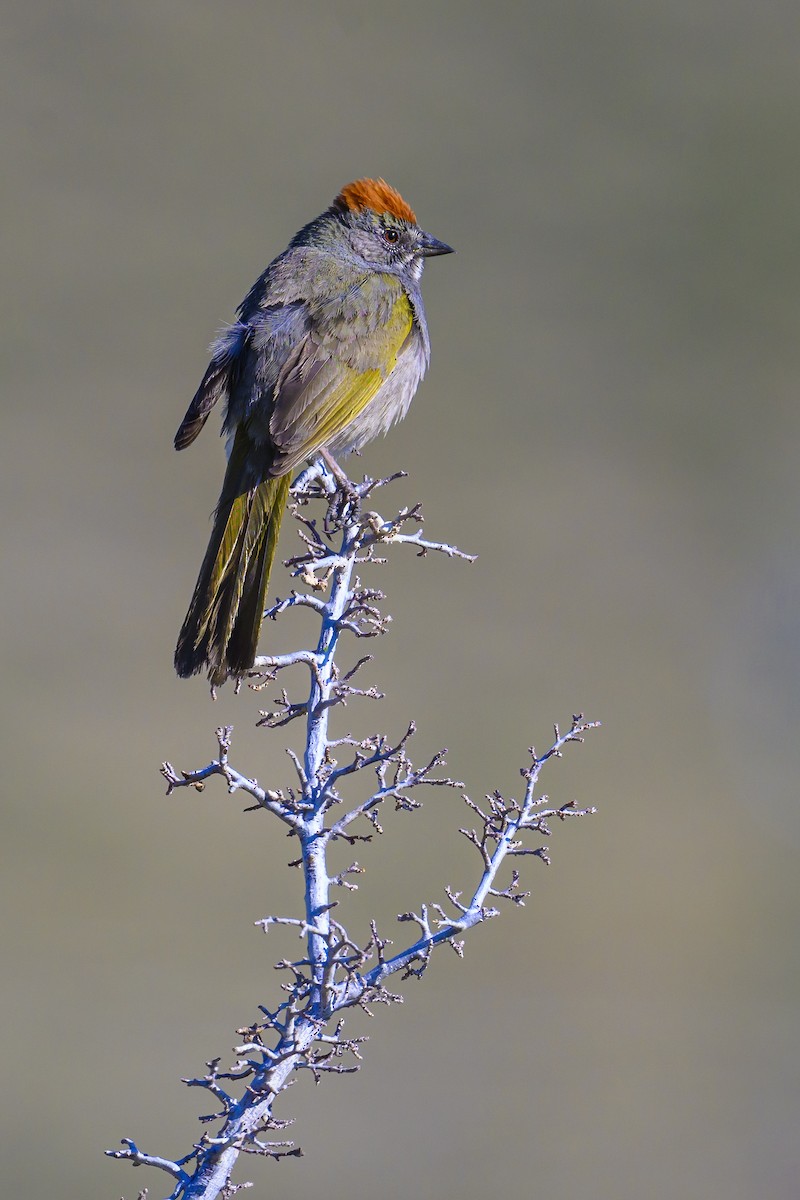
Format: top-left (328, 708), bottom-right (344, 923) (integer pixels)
top-left (111, 469), bottom-right (597, 1200)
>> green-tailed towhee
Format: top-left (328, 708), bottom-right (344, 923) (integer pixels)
top-left (174, 178), bottom-right (453, 684)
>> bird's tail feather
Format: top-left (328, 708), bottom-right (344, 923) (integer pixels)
top-left (175, 463), bottom-right (290, 684)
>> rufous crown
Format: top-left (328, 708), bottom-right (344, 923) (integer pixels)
top-left (334, 178), bottom-right (417, 224)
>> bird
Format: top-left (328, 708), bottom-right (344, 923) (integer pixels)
top-left (173, 178), bottom-right (453, 685)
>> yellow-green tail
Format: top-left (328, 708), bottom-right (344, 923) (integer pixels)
top-left (175, 467), bottom-right (290, 684)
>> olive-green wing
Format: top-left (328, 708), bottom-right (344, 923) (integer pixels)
top-left (267, 280), bottom-right (414, 475)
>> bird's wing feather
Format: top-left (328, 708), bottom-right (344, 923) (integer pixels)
top-left (174, 323), bottom-right (252, 450)
top-left (267, 281), bottom-right (414, 474)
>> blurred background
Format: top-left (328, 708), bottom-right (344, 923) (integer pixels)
top-left (4, 2), bottom-right (800, 1196)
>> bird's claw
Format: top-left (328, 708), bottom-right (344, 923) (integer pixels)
top-left (325, 479), bottom-right (364, 530)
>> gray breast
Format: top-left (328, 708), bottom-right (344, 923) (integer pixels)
top-left (328, 325), bottom-right (429, 456)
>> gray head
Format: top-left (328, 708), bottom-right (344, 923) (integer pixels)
top-left (294, 177), bottom-right (454, 280)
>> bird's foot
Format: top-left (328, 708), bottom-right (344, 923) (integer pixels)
top-left (325, 475), bottom-right (367, 530)
top-left (317, 450), bottom-right (368, 530)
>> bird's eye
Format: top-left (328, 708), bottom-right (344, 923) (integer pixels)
top-left (382, 228), bottom-right (400, 244)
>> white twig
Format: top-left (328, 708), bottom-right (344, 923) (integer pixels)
top-left (110, 470), bottom-right (597, 1200)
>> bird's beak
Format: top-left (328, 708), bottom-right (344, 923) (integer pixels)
top-left (419, 230), bottom-right (455, 257)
